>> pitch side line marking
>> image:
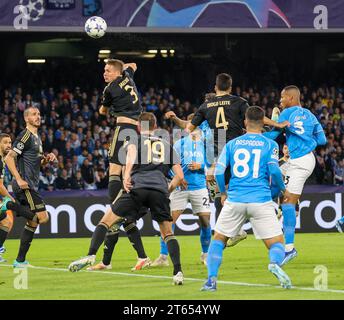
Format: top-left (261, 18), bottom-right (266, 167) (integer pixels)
top-left (1, 264), bottom-right (344, 294)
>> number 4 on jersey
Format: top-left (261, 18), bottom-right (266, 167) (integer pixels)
top-left (215, 107), bottom-right (229, 129)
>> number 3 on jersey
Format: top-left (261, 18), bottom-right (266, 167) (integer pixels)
top-left (233, 148), bottom-right (261, 178)
top-left (216, 107), bottom-right (229, 129)
top-left (124, 84), bottom-right (138, 104)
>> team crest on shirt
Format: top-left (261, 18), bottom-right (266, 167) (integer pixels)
top-left (272, 147), bottom-right (279, 160)
top-left (17, 142), bottom-right (25, 150)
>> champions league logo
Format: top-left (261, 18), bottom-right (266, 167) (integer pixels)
top-left (128, 0), bottom-right (291, 28)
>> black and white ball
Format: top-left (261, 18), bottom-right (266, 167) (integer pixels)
top-left (85, 16), bottom-right (107, 39)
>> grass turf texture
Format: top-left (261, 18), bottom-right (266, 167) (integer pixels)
top-left (0, 233), bottom-right (343, 300)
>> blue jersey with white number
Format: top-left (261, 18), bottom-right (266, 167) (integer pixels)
top-left (217, 133), bottom-right (279, 203)
top-left (278, 106), bottom-right (324, 159)
top-left (174, 136), bottom-right (207, 191)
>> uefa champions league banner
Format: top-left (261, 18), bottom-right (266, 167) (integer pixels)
top-left (7, 188), bottom-right (344, 239)
top-left (0, 0), bottom-right (343, 31)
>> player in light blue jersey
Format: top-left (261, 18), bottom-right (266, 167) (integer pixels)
top-left (201, 106), bottom-right (291, 291)
top-left (151, 127), bottom-right (212, 267)
top-left (264, 86), bottom-right (327, 265)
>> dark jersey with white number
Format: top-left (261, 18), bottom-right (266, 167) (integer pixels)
top-left (12, 129), bottom-right (44, 192)
top-left (191, 94), bottom-right (249, 156)
top-left (129, 134), bottom-right (180, 195)
top-left (102, 67), bottom-right (142, 120)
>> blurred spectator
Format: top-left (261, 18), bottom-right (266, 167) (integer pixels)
top-left (334, 159), bottom-right (344, 185)
top-left (80, 159), bottom-right (96, 190)
top-left (55, 169), bottom-right (73, 190)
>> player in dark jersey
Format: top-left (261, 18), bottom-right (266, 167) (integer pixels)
top-left (187, 74), bottom-right (288, 203)
top-left (0, 134), bottom-right (15, 262)
top-left (4, 106), bottom-right (56, 267)
top-left (98, 59), bottom-right (148, 271)
top-left (69, 113), bottom-right (185, 285)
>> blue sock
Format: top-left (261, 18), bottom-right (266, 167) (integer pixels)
top-left (160, 224), bottom-right (175, 256)
top-left (281, 203), bottom-right (296, 249)
top-left (200, 226), bottom-right (212, 253)
top-left (339, 216), bottom-right (344, 224)
top-left (206, 239), bottom-right (225, 279)
top-left (269, 242), bottom-right (285, 266)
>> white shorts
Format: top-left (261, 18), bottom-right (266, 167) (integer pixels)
top-left (215, 201), bottom-right (282, 240)
top-left (285, 152), bottom-right (315, 195)
top-left (170, 188), bottom-right (211, 215)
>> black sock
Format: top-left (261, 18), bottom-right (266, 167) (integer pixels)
top-left (16, 224), bottom-right (36, 262)
top-left (102, 232), bottom-right (119, 266)
top-left (125, 223), bottom-right (146, 259)
top-left (165, 235), bottom-right (182, 275)
top-left (88, 223), bottom-right (109, 256)
top-left (0, 226), bottom-right (9, 248)
top-left (7, 202), bottom-right (37, 221)
top-left (215, 197), bottom-right (223, 216)
top-left (108, 175), bottom-right (122, 203)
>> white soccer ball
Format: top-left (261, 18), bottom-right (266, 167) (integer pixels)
top-left (85, 16), bottom-right (107, 39)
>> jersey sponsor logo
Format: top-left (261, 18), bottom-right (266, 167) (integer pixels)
top-left (235, 139), bottom-right (264, 147)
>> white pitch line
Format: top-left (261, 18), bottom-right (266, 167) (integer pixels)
top-left (1, 264), bottom-right (344, 294)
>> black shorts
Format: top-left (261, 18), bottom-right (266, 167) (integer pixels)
top-left (108, 123), bottom-right (138, 165)
top-left (111, 188), bottom-right (172, 223)
top-left (14, 189), bottom-right (46, 213)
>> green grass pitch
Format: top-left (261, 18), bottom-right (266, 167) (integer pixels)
top-left (0, 233), bottom-right (343, 300)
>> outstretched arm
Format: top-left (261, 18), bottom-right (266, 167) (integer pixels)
top-left (164, 111), bottom-right (189, 129)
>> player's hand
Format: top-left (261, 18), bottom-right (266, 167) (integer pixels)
top-left (164, 111), bottom-right (176, 120)
top-left (180, 179), bottom-right (188, 190)
top-left (17, 178), bottom-right (29, 190)
top-left (99, 105), bottom-right (108, 116)
top-left (123, 174), bottom-right (132, 193)
top-left (221, 193), bottom-right (227, 206)
top-left (188, 162), bottom-right (201, 171)
top-left (274, 121), bottom-right (290, 129)
top-left (46, 153), bottom-right (57, 162)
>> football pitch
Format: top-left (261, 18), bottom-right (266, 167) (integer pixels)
top-left (0, 233), bottom-right (343, 300)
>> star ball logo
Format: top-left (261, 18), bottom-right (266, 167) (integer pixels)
top-left (127, 0), bottom-right (291, 28)
top-left (13, 0), bottom-right (45, 30)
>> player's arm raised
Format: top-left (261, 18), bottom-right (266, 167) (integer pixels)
top-left (4, 150), bottom-right (28, 189)
top-left (164, 111), bottom-right (189, 129)
top-left (123, 63), bottom-right (137, 73)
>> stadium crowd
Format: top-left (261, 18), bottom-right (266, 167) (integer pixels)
top-left (0, 83), bottom-right (343, 190)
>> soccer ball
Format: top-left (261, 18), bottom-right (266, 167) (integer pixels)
top-left (85, 16), bottom-right (107, 39)
top-left (19, 0), bottom-right (45, 22)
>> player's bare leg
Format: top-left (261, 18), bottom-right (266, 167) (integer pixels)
top-left (159, 221), bottom-right (183, 285)
top-left (14, 210), bottom-right (49, 268)
top-left (69, 208), bottom-right (126, 272)
top-left (280, 190), bottom-right (300, 266)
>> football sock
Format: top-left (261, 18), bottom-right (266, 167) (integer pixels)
top-left (7, 201), bottom-right (37, 221)
top-left (16, 224), bottom-right (36, 262)
top-left (165, 235), bottom-right (181, 275)
top-left (339, 216), bottom-right (344, 224)
top-left (102, 231), bottom-right (119, 266)
top-left (88, 223), bottom-right (108, 256)
top-left (160, 223), bottom-right (175, 256)
top-left (269, 242), bottom-right (285, 265)
top-left (281, 203), bottom-right (296, 251)
top-left (108, 175), bottom-right (122, 203)
top-left (125, 223), bottom-right (147, 259)
top-left (0, 225), bottom-right (9, 248)
top-left (200, 226), bottom-right (212, 253)
top-left (207, 239), bottom-right (225, 279)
